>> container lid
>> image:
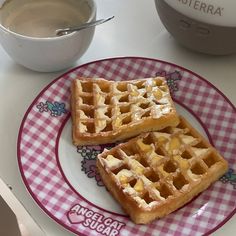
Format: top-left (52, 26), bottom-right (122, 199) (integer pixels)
top-left (164, 0), bottom-right (236, 27)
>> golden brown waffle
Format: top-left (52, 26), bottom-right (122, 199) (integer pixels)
top-left (71, 77), bottom-right (179, 145)
top-left (97, 116), bottom-right (228, 224)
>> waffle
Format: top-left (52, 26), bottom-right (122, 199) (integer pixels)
top-left (71, 77), bottom-right (179, 145)
top-left (97, 116), bottom-right (228, 224)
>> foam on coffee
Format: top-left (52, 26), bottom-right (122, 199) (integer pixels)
top-left (0, 0), bottom-right (91, 38)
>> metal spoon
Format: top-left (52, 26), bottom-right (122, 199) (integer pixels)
top-left (56, 16), bottom-right (114, 36)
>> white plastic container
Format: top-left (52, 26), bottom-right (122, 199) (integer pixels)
top-left (155, 0), bottom-right (236, 55)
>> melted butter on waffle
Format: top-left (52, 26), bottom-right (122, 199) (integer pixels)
top-left (103, 155), bottom-right (123, 169)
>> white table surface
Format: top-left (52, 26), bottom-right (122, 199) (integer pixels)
top-left (0, 0), bottom-right (235, 235)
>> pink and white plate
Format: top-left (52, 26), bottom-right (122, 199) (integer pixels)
top-left (17, 57), bottom-right (236, 236)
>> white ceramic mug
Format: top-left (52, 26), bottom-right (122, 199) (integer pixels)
top-left (0, 0), bottom-right (96, 72)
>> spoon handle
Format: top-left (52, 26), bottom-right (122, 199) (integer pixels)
top-left (56, 16), bottom-right (114, 36)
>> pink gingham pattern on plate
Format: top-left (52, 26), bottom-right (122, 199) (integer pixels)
top-left (18, 57), bottom-right (236, 236)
